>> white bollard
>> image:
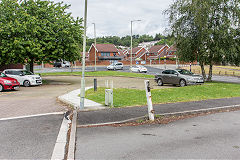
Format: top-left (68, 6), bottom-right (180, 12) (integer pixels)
top-left (144, 80), bottom-right (154, 121)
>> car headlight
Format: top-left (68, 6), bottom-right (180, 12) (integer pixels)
top-left (4, 80), bottom-right (12, 84)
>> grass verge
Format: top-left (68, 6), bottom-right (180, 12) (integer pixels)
top-left (85, 82), bottom-right (240, 107)
top-left (41, 71), bottom-right (154, 79)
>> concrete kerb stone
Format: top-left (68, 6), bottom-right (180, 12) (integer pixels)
top-left (51, 116), bottom-right (71, 160)
top-left (58, 87), bottom-right (106, 111)
top-left (67, 110), bottom-right (77, 160)
top-left (77, 104), bottom-right (240, 128)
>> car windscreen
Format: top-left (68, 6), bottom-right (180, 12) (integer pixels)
top-left (0, 72), bottom-right (7, 77)
top-left (22, 70), bottom-right (34, 75)
top-left (177, 69), bottom-right (193, 75)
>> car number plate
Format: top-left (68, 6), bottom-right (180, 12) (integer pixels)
top-left (14, 86), bottom-right (19, 89)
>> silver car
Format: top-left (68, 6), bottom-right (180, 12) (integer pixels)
top-left (155, 69), bottom-right (204, 87)
top-left (107, 62), bottom-right (123, 70)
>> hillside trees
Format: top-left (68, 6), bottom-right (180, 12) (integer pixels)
top-left (0, 0), bottom-right (83, 72)
top-left (167, 0), bottom-right (240, 81)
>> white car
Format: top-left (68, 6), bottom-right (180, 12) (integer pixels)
top-left (3, 69), bottom-right (42, 87)
top-left (107, 62), bottom-right (123, 70)
top-left (130, 65), bottom-right (147, 73)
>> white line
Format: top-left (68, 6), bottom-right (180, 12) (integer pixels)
top-left (0, 112), bottom-right (64, 121)
top-left (51, 116), bottom-right (70, 160)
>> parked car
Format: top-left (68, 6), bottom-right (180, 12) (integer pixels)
top-left (3, 69), bottom-right (42, 87)
top-left (107, 62), bottom-right (123, 70)
top-left (53, 60), bottom-right (71, 68)
top-left (0, 72), bottom-right (20, 92)
top-left (155, 69), bottom-right (204, 87)
top-left (130, 65), bottom-right (147, 73)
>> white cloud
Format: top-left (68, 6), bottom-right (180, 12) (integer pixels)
top-left (54, 0), bottom-right (173, 37)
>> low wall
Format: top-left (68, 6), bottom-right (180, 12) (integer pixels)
top-left (0, 64), bottom-right (23, 71)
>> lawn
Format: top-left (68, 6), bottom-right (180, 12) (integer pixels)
top-left (85, 82), bottom-right (240, 107)
top-left (41, 71), bottom-right (154, 79)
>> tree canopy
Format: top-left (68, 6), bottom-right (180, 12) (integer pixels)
top-left (167, 0), bottom-right (240, 81)
top-left (0, 0), bottom-right (83, 72)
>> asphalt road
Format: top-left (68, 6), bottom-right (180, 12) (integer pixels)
top-left (0, 114), bottom-right (63, 159)
top-left (75, 110), bottom-right (240, 159)
top-left (35, 65), bottom-right (239, 83)
top-left (35, 65), bottom-right (164, 75)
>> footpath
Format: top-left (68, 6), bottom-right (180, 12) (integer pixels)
top-left (77, 97), bottom-right (240, 126)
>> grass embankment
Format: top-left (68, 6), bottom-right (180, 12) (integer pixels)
top-left (41, 71), bottom-right (154, 79)
top-left (85, 82), bottom-right (240, 107)
top-left (181, 65), bottom-right (240, 76)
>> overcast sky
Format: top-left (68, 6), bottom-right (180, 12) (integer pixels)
top-left (54, 0), bottom-right (174, 38)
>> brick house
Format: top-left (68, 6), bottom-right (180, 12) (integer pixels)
top-left (88, 44), bottom-right (123, 63)
top-left (147, 45), bottom-right (170, 60)
top-left (124, 47), bottom-right (148, 61)
top-left (166, 44), bottom-right (177, 58)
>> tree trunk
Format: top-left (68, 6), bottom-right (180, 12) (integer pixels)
top-left (30, 59), bottom-right (34, 73)
top-left (199, 61), bottom-right (206, 80)
top-left (207, 63), bottom-right (213, 82)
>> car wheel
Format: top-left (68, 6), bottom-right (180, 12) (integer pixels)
top-left (138, 70), bottom-right (141, 73)
top-left (0, 84), bottom-right (4, 92)
top-left (157, 79), bottom-right (163, 86)
top-left (179, 79), bottom-right (186, 87)
top-left (113, 67), bottom-right (116, 71)
top-left (23, 80), bottom-right (31, 87)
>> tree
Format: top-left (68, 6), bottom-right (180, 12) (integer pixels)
top-left (0, 0), bottom-right (83, 72)
top-left (167, 0), bottom-right (240, 81)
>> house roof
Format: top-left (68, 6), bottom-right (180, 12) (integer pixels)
top-left (118, 49), bottom-right (125, 57)
top-left (148, 45), bottom-right (165, 54)
top-left (167, 44), bottom-right (177, 52)
top-left (132, 47), bottom-right (142, 54)
top-left (95, 44), bottom-right (118, 53)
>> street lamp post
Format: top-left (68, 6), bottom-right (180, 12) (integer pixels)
top-left (80, 0), bottom-right (88, 110)
top-left (130, 20), bottom-right (141, 69)
top-left (92, 23), bottom-right (96, 71)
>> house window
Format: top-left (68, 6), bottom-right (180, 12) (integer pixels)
top-left (101, 52), bottom-right (110, 56)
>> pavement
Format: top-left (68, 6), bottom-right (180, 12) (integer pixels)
top-left (58, 87), bottom-right (106, 111)
top-left (77, 97), bottom-right (240, 125)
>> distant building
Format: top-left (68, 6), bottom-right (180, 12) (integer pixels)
top-left (147, 45), bottom-right (170, 60)
top-left (88, 44), bottom-right (123, 63)
top-left (166, 44), bottom-right (177, 58)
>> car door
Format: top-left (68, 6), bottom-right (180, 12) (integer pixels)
top-left (161, 70), bottom-right (171, 83)
top-left (13, 71), bottom-right (25, 85)
top-left (170, 70), bottom-right (180, 84)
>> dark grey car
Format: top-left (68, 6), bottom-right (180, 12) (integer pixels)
top-left (155, 69), bottom-right (204, 87)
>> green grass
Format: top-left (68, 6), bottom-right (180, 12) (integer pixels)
top-left (85, 82), bottom-right (240, 107)
top-left (41, 71), bottom-right (154, 78)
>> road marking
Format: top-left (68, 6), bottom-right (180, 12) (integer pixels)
top-left (51, 115), bottom-right (70, 160)
top-left (0, 112), bottom-right (64, 121)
